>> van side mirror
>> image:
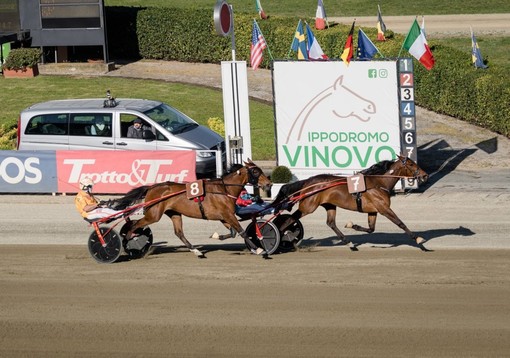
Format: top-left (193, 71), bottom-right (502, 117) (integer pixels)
top-left (143, 129), bottom-right (156, 141)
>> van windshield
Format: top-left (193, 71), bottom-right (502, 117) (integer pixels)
top-left (144, 103), bottom-right (198, 135)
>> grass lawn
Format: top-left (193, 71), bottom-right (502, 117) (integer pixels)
top-left (104, 0), bottom-right (510, 16)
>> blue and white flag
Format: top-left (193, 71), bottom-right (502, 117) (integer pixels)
top-left (471, 28), bottom-right (487, 69)
top-left (306, 23), bottom-right (328, 60)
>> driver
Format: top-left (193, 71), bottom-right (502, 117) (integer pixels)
top-left (235, 189), bottom-right (271, 216)
top-left (75, 177), bottom-right (122, 221)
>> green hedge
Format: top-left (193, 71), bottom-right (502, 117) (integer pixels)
top-left (105, 6), bottom-right (509, 137)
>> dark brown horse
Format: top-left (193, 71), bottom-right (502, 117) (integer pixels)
top-left (119, 160), bottom-right (272, 257)
top-left (273, 156), bottom-right (429, 248)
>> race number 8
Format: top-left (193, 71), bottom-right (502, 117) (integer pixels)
top-left (186, 180), bottom-right (204, 199)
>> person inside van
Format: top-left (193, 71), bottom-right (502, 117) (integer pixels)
top-left (75, 177), bottom-right (122, 222)
top-left (90, 117), bottom-right (111, 136)
top-left (127, 118), bottom-right (150, 138)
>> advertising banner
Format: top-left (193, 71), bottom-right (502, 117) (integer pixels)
top-left (0, 151), bottom-right (58, 192)
top-left (273, 60), bottom-right (401, 179)
top-left (0, 150), bottom-right (196, 193)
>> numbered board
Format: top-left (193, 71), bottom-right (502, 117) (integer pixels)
top-left (397, 59), bottom-right (418, 190)
top-left (398, 58), bottom-right (417, 162)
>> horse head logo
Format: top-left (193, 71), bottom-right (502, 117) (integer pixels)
top-left (331, 76), bottom-right (376, 122)
top-left (285, 75), bottom-right (377, 144)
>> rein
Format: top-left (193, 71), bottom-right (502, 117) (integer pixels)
top-left (287, 178), bottom-right (348, 204)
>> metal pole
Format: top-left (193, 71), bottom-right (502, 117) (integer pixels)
top-left (229, 5), bottom-right (236, 61)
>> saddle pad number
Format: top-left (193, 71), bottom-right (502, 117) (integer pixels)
top-left (347, 174), bottom-right (366, 194)
top-left (186, 180), bottom-right (204, 199)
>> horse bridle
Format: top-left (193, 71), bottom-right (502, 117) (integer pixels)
top-left (400, 157), bottom-right (421, 180)
top-left (246, 165), bottom-right (262, 187)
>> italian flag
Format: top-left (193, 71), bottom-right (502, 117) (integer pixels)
top-left (403, 19), bottom-right (435, 70)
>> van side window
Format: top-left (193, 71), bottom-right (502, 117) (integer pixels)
top-left (25, 114), bottom-right (68, 135)
top-left (120, 113), bottom-right (165, 140)
top-left (70, 113), bottom-right (112, 137)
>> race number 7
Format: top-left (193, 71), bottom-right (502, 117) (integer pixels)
top-left (347, 174), bottom-right (366, 194)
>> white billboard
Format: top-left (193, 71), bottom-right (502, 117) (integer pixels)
top-left (273, 60), bottom-right (403, 179)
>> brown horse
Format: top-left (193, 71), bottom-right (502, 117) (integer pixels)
top-left (120, 160), bottom-right (272, 257)
top-left (273, 156), bottom-right (429, 248)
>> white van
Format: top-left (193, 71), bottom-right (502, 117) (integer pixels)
top-left (17, 97), bottom-right (226, 177)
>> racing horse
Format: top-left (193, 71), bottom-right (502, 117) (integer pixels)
top-left (273, 156), bottom-right (429, 248)
top-left (120, 160), bottom-right (272, 257)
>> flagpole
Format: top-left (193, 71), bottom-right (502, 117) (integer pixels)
top-left (254, 19), bottom-right (273, 61)
top-left (287, 19), bottom-right (302, 59)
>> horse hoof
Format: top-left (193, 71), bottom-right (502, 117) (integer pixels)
top-left (345, 221), bottom-right (353, 229)
top-left (415, 237), bottom-right (426, 245)
top-left (190, 248), bottom-right (204, 257)
top-left (210, 232), bottom-right (220, 240)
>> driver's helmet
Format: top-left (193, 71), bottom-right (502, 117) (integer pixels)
top-left (79, 177), bottom-right (94, 191)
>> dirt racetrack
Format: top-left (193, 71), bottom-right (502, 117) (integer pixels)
top-left (1, 246), bottom-right (509, 357)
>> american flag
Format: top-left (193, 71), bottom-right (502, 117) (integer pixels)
top-left (250, 22), bottom-right (267, 70)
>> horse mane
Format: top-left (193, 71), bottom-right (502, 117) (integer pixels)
top-left (360, 160), bottom-right (394, 175)
top-left (224, 163), bottom-right (243, 177)
top-left (271, 179), bottom-right (308, 211)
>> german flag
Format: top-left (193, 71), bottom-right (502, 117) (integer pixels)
top-left (341, 20), bottom-right (355, 66)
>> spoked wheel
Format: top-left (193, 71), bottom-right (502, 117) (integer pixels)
top-left (120, 222), bottom-right (153, 260)
top-left (88, 227), bottom-right (122, 264)
top-left (245, 219), bottom-right (281, 255)
top-left (273, 214), bottom-right (304, 252)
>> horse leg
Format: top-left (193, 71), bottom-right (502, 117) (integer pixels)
top-left (345, 213), bottom-right (377, 233)
top-left (125, 210), bottom-right (162, 240)
top-left (278, 210), bottom-right (303, 233)
top-left (210, 221), bottom-right (235, 241)
top-left (322, 204), bottom-right (348, 245)
top-left (168, 214), bottom-right (205, 258)
top-left (378, 207), bottom-right (426, 245)
top-left (224, 215), bottom-right (265, 255)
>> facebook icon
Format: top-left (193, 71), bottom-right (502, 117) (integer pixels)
top-left (368, 69), bottom-right (377, 78)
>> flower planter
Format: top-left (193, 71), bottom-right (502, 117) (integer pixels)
top-left (2, 65), bottom-right (39, 78)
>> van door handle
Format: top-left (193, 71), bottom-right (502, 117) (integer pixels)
top-left (117, 142), bottom-right (128, 146)
top-left (102, 141), bottom-right (114, 145)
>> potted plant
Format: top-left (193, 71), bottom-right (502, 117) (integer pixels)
top-left (270, 165), bottom-right (293, 199)
top-left (2, 48), bottom-right (42, 78)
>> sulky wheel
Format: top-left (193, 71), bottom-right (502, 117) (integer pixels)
top-left (120, 222), bottom-right (153, 260)
top-left (88, 227), bottom-right (122, 264)
top-left (273, 214), bottom-right (304, 252)
top-left (245, 219), bottom-right (281, 255)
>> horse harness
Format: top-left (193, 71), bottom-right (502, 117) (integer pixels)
top-left (352, 157), bottom-right (417, 213)
top-left (193, 165), bottom-right (263, 220)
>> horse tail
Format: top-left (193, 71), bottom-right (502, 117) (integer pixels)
top-left (272, 180), bottom-right (307, 211)
top-left (108, 185), bottom-right (151, 210)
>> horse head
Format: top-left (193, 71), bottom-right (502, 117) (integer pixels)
top-left (396, 155), bottom-right (429, 184)
top-left (331, 75), bottom-right (376, 123)
top-left (243, 159), bottom-right (272, 192)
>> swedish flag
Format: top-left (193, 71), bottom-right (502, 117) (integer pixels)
top-left (290, 20), bottom-right (308, 60)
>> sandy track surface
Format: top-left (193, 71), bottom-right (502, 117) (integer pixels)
top-left (1, 246), bottom-right (509, 357)
top-left (331, 13), bottom-right (510, 37)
